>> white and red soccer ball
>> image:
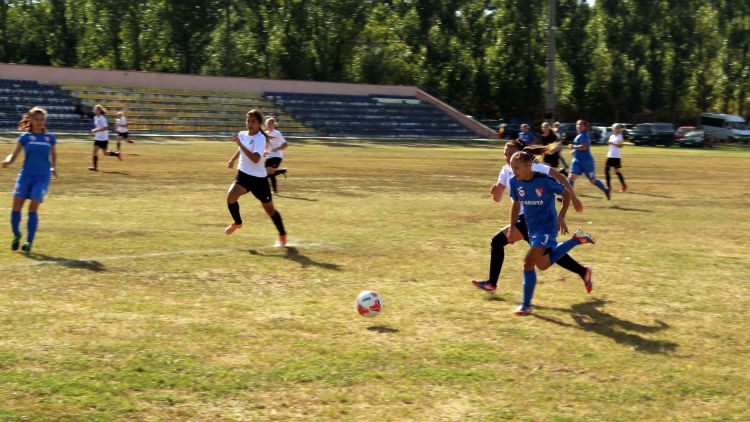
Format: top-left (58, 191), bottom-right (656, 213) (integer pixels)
top-left (355, 290), bottom-right (382, 318)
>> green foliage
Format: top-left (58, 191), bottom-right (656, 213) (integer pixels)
top-left (3, 0), bottom-right (750, 122)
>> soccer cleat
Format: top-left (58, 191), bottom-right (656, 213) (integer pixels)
top-left (278, 235), bottom-right (287, 247)
top-left (11, 234), bottom-right (21, 251)
top-left (582, 266), bottom-right (593, 293)
top-left (116, 151), bottom-right (123, 161)
top-left (281, 169), bottom-right (288, 179)
top-left (514, 305), bottom-right (533, 316)
top-left (88, 167), bottom-right (98, 171)
top-left (127, 139), bottom-right (134, 144)
top-left (21, 242), bottom-right (32, 253)
top-left (573, 229), bottom-right (596, 245)
top-left (471, 279), bottom-right (497, 293)
top-left (224, 223), bottom-right (242, 235)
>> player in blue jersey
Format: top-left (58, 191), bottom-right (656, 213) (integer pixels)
top-left (569, 120), bottom-right (610, 199)
top-left (508, 150), bottom-right (595, 315)
top-left (1, 107), bottom-right (58, 252)
top-left (518, 124), bottom-right (538, 145)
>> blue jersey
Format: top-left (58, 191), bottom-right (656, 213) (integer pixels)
top-left (572, 131), bottom-right (593, 162)
top-left (509, 172), bottom-right (564, 235)
top-left (18, 132), bottom-right (56, 178)
top-left (519, 131), bottom-right (537, 145)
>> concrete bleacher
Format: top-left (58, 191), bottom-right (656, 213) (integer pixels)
top-left (264, 92), bottom-right (476, 138)
top-left (0, 79), bottom-right (91, 132)
top-left (60, 84), bottom-right (315, 135)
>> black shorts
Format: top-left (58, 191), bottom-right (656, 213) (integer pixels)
top-left (265, 157), bottom-right (283, 168)
top-left (543, 153), bottom-right (560, 168)
top-left (605, 157), bottom-right (622, 169)
top-left (234, 171), bottom-right (272, 203)
top-left (515, 214), bottom-right (530, 242)
top-left (117, 131), bottom-right (129, 139)
top-left (94, 140), bottom-right (109, 149)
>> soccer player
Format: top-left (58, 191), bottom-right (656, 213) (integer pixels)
top-left (89, 105), bottom-right (121, 171)
top-left (568, 120), bottom-right (609, 199)
top-left (471, 139), bottom-right (591, 294)
top-left (264, 117), bottom-right (288, 194)
top-left (225, 109), bottom-right (287, 246)
top-left (115, 111), bottom-right (134, 151)
top-left (539, 122), bottom-right (563, 170)
top-left (518, 123), bottom-right (537, 145)
top-left (605, 123), bottom-right (627, 192)
top-left (1, 107), bottom-right (58, 253)
top-left (507, 150), bottom-right (595, 315)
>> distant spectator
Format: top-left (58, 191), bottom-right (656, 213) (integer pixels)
top-left (518, 124), bottom-right (537, 145)
top-left (74, 100), bottom-right (94, 119)
top-left (498, 124), bottom-right (507, 139)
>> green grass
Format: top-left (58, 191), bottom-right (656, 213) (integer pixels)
top-left (0, 137), bottom-right (748, 420)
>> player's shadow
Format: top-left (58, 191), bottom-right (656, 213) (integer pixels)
top-left (22, 252), bottom-right (106, 272)
top-left (98, 170), bottom-right (130, 176)
top-left (367, 325), bottom-right (399, 333)
top-left (533, 299), bottom-right (677, 354)
top-left (247, 247), bottom-right (341, 271)
top-left (608, 204), bottom-right (653, 213)
top-left (274, 193), bottom-right (318, 202)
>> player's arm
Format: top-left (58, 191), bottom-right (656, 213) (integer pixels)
top-left (233, 134), bottom-right (262, 163)
top-left (558, 189), bottom-right (570, 235)
top-left (508, 200), bottom-right (522, 244)
top-left (1, 143), bottom-right (23, 167)
top-left (227, 149), bottom-right (240, 168)
top-left (50, 144), bottom-right (58, 179)
top-left (548, 168), bottom-right (583, 213)
top-left (273, 141), bottom-right (289, 152)
top-left (490, 182), bottom-right (506, 203)
top-left (571, 142), bottom-right (589, 151)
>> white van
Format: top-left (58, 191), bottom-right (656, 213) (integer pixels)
top-left (699, 112), bottom-right (750, 143)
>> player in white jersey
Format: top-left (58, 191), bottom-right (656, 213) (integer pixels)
top-left (115, 111), bottom-right (134, 152)
top-left (605, 123), bottom-right (627, 192)
top-left (470, 139), bottom-right (592, 294)
top-left (89, 105), bottom-right (121, 171)
top-left (225, 109), bottom-right (287, 246)
top-left (264, 117), bottom-right (288, 193)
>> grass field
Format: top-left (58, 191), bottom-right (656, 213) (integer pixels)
top-left (0, 137), bottom-right (748, 421)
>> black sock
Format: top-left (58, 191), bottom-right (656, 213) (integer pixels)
top-left (93, 155), bottom-right (98, 168)
top-left (269, 174), bottom-right (278, 192)
top-left (487, 231), bottom-right (508, 286)
top-left (271, 211), bottom-right (286, 235)
top-left (605, 166), bottom-right (612, 189)
top-left (108, 151), bottom-right (119, 157)
top-left (227, 202), bottom-right (242, 224)
top-left (617, 171), bottom-right (626, 186)
top-left (275, 168), bottom-right (286, 175)
top-left (555, 254), bottom-right (587, 278)
top-left (117, 141), bottom-right (121, 150)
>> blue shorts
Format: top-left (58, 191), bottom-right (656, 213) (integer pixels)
top-left (571, 159), bottom-right (596, 179)
top-left (528, 230), bottom-right (558, 248)
top-left (14, 174), bottom-right (50, 202)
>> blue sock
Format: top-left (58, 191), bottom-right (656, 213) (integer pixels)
top-left (549, 238), bottom-right (580, 265)
top-left (522, 270), bottom-right (537, 308)
top-left (569, 179), bottom-right (575, 188)
top-left (27, 212), bottom-right (38, 243)
top-left (11, 210), bottom-right (21, 237)
top-left (594, 178), bottom-right (608, 193)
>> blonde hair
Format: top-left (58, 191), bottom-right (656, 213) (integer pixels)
top-left (117, 111), bottom-right (124, 116)
top-left (94, 104), bottom-right (107, 115)
top-left (17, 106), bottom-right (48, 132)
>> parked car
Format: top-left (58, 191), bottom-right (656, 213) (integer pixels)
top-left (630, 123), bottom-right (676, 146)
top-left (591, 125), bottom-right (612, 144)
top-left (677, 130), bottom-right (707, 148)
top-left (617, 123), bottom-right (635, 140)
top-left (699, 112), bottom-right (750, 143)
top-left (557, 122), bottom-right (577, 144)
top-left (675, 126), bottom-right (697, 139)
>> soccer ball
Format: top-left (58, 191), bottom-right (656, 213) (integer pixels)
top-left (355, 290), bottom-right (383, 318)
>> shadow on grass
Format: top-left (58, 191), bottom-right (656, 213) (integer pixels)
top-left (533, 299), bottom-right (677, 354)
top-left (608, 204), bottom-right (653, 213)
top-left (248, 247), bottom-right (341, 271)
top-left (22, 252), bottom-right (106, 272)
top-left (98, 170), bottom-right (130, 176)
top-left (367, 325), bottom-right (399, 334)
top-left (274, 193), bottom-right (319, 202)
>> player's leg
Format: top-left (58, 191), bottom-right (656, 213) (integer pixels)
top-left (23, 199), bottom-right (42, 252)
top-left (516, 246), bottom-right (546, 315)
top-left (605, 160), bottom-right (613, 190)
top-left (225, 182), bottom-right (247, 234)
top-left (10, 196), bottom-right (25, 250)
top-left (90, 144), bottom-right (99, 171)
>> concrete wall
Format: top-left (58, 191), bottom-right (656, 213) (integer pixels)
top-left (1, 63), bottom-right (495, 138)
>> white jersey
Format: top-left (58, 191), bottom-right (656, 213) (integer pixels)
top-left (116, 117), bottom-right (128, 133)
top-left (237, 130), bottom-right (267, 177)
top-left (607, 133), bottom-right (624, 158)
top-left (266, 129), bottom-right (287, 159)
top-left (497, 162), bottom-right (552, 215)
top-left (93, 115), bottom-right (109, 141)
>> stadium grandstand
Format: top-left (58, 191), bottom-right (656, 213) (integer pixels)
top-left (0, 63), bottom-right (495, 139)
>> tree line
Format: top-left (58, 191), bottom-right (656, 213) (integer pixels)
top-left (2, 0), bottom-right (749, 124)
